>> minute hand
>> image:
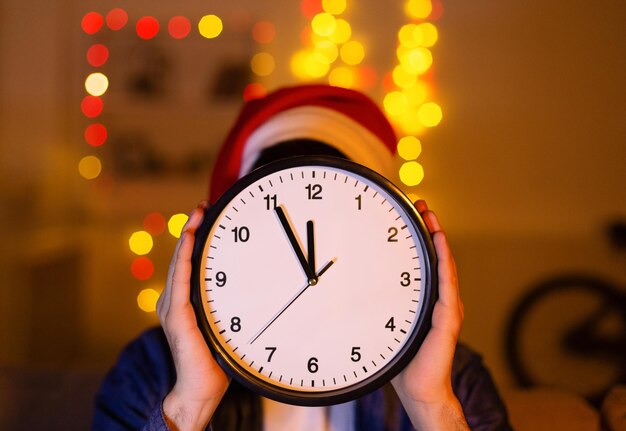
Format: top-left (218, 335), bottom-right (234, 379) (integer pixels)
top-left (275, 206), bottom-right (317, 284)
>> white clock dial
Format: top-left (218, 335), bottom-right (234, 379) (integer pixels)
top-left (192, 157), bottom-right (436, 406)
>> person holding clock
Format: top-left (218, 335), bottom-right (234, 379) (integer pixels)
top-left (93, 85), bottom-right (512, 431)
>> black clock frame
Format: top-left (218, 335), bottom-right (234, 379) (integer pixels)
top-left (191, 155), bottom-right (438, 406)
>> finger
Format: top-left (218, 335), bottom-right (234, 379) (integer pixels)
top-left (414, 199), bottom-right (429, 214)
top-left (433, 231), bottom-right (459, 307)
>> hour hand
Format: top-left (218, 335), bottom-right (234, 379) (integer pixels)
top-left (275, 206), bottom-right (317, 284)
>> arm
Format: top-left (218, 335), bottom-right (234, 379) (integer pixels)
top-left (156, 201), bottom-right (230, 431)
top-left (391, 200), bottom-right (470, 430)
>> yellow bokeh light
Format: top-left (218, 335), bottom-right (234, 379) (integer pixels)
top-left (397, 136), bottom-right (422, 160)
top-left (85, 73), bottom-right (109, 97)
top-left (129, 230), bottom-right (154, 255)
top-left (322, 0), bottom-right (347, 15)
top-left (398, 47), bottom-right (432, 74)
top-left (383, 91), bottom-right (409, 116)
top-left (328, 67), bottom-right (354, 88)
top-left (314, 40), bottom-right (339, 64)
top-left (406, 192), bottom-right (421, 203)
top-left (250, 52), bottom-right (275, 76)
top-left (405, 0), bottom-right (432, 19)
top-left (392, 65), bottom-right (417, 89)
top-left (397, 110), bottom-right (425, 135)
top-left (168, 213), bottom-right (189, 238)
top-left (418, 102), bottom-right (443, 127)
top-left (311, 13), bottom-right (336, 37)
top-left (398, 24), bottom-right (422, 48)
top-left (78, 155), bottom-right (102, 180)
top-left (198, 14), bottom-right (223, 39)
top-left (403, 81), bottom-right (429, 106)
top-left (340, 40), bottom-right (365, 65)
top-left (137, 288), bottom-right (160, 313)
top-left (399, 161), bottom-right (425, 186)
top-left (327, 19), bottom-right (351, 44)
top-left (290, 50), bottom-right (310, 80)
top-left (304, 53), bottom-right (330, 78)
top-left (417, 23), bottom-right (438, 47)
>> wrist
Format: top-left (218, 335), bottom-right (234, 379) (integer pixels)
top-left (162, 387), bottom-right (223, 431)
top-left (394, 388), bottom-right (469, 431)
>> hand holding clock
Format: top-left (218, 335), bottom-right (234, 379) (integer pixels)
top-left (158, 199), bottom-right (468, 431)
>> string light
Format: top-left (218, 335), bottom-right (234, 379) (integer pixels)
top-left (78, 155), bottom-right (102, 180)
top-left (168, 213), bottom-right (189, 238)
top-left (250, 52), bottom-right (276, 77)
top-left (198, 14), bottom-right (223, 39)
top-left (106, 8), bottom-right (128, 31)
top-left (81, 12), bottom-right (104, 35)
top-left (86, 44), bottom-right (109, 67)
top-left (168, 16), bottom-right (191, 39)
top-left (131, 258), bottom-right (155, 281)
top-left (85, 123), bottom-right (107, 147)
top-left (85, 72), bottom-right (109, 97)
top-left (129, 230), bottom-right (154, 255)
top-left (136, 16), bottom-right (160, 40)
top-left (137, 288), bottom-right (160, 312)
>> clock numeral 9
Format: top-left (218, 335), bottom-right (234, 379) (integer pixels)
top-left (387, 227), bottom-right (399, 242)
top-left (264, 194), bottom-right (277, 210)
top-left (385, 317), bottom-right (396, 332)
top-left (307, 357), bottom-right (319, 373)
top-left (231, 226), bottom-right (250, 242)
top-left (305, 184), bottom-right (323, 200)
top-left (400, 272), bottom-right (411, 287)
top-left (230, 316), bottom-right (242, 332)
top-left (215, 271), bottom-right (227, 287)
top-left (350, 346), bottom-right (362, 362)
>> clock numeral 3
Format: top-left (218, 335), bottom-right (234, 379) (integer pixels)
top-left (400, 272), bottom-right (411, 287)
top-left (305, 184), bottom-right (323, 200)
top-left (230, 316), bottom-right (242, 332)
top-left (307, 357), bottom-right (319, 373)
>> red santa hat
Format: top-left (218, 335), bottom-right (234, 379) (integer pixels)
top-left (209, 84), bottom-right (398, 203)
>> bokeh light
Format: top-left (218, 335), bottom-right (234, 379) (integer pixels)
top-left (399, 161), bottom-right (425, 186)
top-left (86, 44), bottom-right (109, 67)
top-left (81, 12), bottom-right (103, 35)
top-left (252, 21), bottom-right (276, 44)
top-left (322, 0), bottom-right (347, 15)
top-left (85, 72), bottom-right (109, 97)
top-left (131, 258), bottom-right (155, 282)
top-left (106, 8), bottom-right (128, 31)
top-left (168, 16), bottom-right (191, 39)
top-left (143, 212), bottom-right (167, 236)
top-left (243, 83), bottom-right (267, 101)
top-left (327, 19), bottom-right (351, 44)
top-left (399, 24), bottom-right (421, 48)
top-left (328, 67), bottom-right (354, 88)
top-left (314, 40), bottom-right (339, 64)
top-left (168, 213), bottom-right (189, 238)
top-left (250, 52), bottom-right (276, 77)
top-left (137, 288), bottom-right (160, 312)
top-left (340, 40), bottom-right (365, 65)
top-left (405, 0), bottom-right (432, 19)
top-left (311, 13), bottom-right (336, 37)
top-left (81, 96), bottom-right (103, 118)
top-left (85, 123), bottom-right (107, 147)
top-left (129, 230), bottom-right (154, 255)
top-left (417, 23), bottom-right (438, 47)
top-left (417, 102), bottom-right (443, 127)
top-left (301, 0), bottom-right (323, 18)
top-left (78, 155), bottom-right (102, 180)
top-left (383, 91), bottom-right (408, 116)
top-left (198, 14), bottom-right (223, 39)
top-left (136, 16), bottom-right (160, 40)
top-left (392, 65), bottom-right (417, 89)
top-left (397, 136), bottom-right (422, 160)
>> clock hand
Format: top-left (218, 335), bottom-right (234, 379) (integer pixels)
top-left (248, 259), bottom-right (335, 345)
top-left (275, 206), bottom-right (317, 284)
top-left (307, 220), bottom-right (315, 273)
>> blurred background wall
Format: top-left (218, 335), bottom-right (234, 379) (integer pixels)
top-left (0, 0), bottom-right (624, 427)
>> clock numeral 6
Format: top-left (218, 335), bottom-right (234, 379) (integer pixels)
top-left (307, 357), bottom-right (319, 373)
top-left (387, 227), bottom-right (398, 242)
top-left (351, 346), bottom-right (362, 362)
top-left (265, 346), bottom-right (277, 362)
top-left (230, 316), bottom-right (242, 332)
top-left (385, 317), bottom-right (396, 332)
top-left (231, 226), bottom-right (250, 242)
top-left (400, 271), bottom-right (411, 287)
top-left (305, 184), bottom-right (323, 200)
top-left (216, 271), bottom-right (227, 287)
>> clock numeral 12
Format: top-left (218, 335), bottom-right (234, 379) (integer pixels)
top-left (305, 184), bottom-right (323, 200)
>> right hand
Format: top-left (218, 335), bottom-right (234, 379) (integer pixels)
top-left (157, 201), bottom-right (230, 431)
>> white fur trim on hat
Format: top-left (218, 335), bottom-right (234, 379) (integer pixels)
top-left (239, 106), bottom-right (394, 178)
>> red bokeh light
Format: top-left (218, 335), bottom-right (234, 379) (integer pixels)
top-left (81, 96), bottom-right (103, 118)
top-left (430, 0), bottom-right (444, 20)
top-left (86, 44), bottom-right (109, 67)
top-left (85, 124), bottom-right (107, 147)
top-left (300, 26), bottom-right (312, 45)
top-left (81, 12), bottom-right (104, 35)
top-left (136, 16), bottom-right (160, 40)
top-left (301, 0), bottom-right (323, 18)
top-left (243, 83), bottom-right (267, 102)
top-left (131, 257), bottom-right (154, 281)
top-left (168, 16), bottom-right (191, 39)
top-left (357, 65), bottom-right (378, 90)
top-left (106, 8), bottom-right (128, 31)
top-left (252, 21), bottom-right (276, 44)
top-left (382, 72), bottom-right (395, 93)
top-left (143, 212), bottom-right (167, 236)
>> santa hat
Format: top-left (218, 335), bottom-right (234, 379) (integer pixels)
top-left (209, 84), bottom-right (397, 203)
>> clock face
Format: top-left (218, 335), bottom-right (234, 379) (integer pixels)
top-left (191, 156), bottom-right (436, 406)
